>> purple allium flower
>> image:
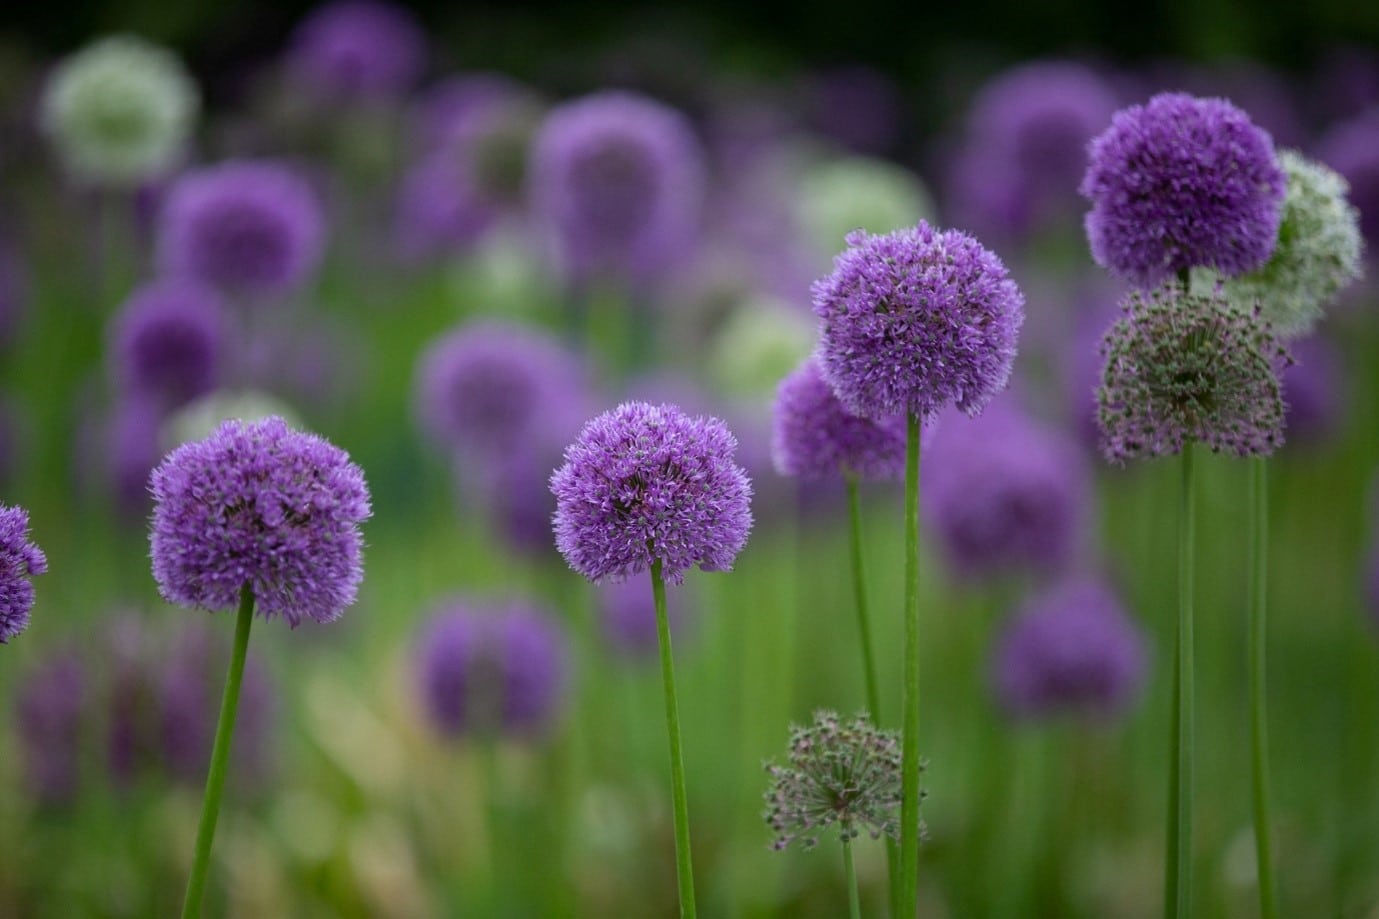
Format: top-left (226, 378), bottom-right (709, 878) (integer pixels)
top-left (924, 401), bottom-right (1089, 581)
top-left (414, 600), bottom-right (568, 738)
top-left (763, 710), bottom-right (907, 850)
top-left (414, 321), bottom-right (589, 464)
top-left (412, 74), bottom-right (530, 151)
top-left (530, 91), bottom-right (705, 288)
top-left (1317, 110), bottom-right (1379, 250)
top-left (0, 503), bottom-right (47, 644)
top-left (109, 279), bottom-right (230, 411)
top-left (953, 60), bottom-right (1119, 238)
top-left (149, 416), bottom-right (372, 626)
top-left (599, 577), bottom-right (689, 657)
top-left (15, 648), bottom-right (85, 803)
top-left (1097, 286), bottom-right (1288, 463)
top-left (160, 622), bottom-right (274, 782)
top-left (771, 356), bottom-right (909, 482)
top-left (812, 223), bottom-right (1025, 422)
top-left (993, 577), bottom-right (1148, 720)
top-left (107, 395), bottom-right (164, 516)
top-left (157, 160), bottom-right (326, 299)
top-left (1282, 334), bottom-right (1344, 446)
top-left (550, 401), bottom-right (753, 585)
top-left (286, 0), bottom-right (426, 103)
top-left (1080, 93), bottom-right (1286, 288)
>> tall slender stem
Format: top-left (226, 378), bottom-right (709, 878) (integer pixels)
top-left (181, 585), bottom-right (255, 919)
top-left (844, 474), bottom-right (882, 721)
top-left (843, 839), bottom-right (862, 919)
top-left (651, 559), bottom-right (697, 918)
top-left (1164, 446), bottom-right (1195, 919)
top-left (899, 412), bottom-right (922, 919)
top-left (1249, 456), bottom-right (1278, 917)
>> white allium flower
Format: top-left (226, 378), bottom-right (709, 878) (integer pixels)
top-left (40, 35), bottom-right (199, 187)
top-left (163, 390), bottom-right (299, 448)
top-left (796, 155), bottom-right (934, 261)
top-left (708, 296), bottom-right (816, 399)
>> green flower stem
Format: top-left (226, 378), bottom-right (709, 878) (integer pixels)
top-left (181, 584), bottom-right (255, 919)
top-left (844, 473), bottom-right (882, 723)
top-left (899, 411), bottom-right (922, 919)
top-left (1165, 446), bottom-right (1195, 919)
top-left (651, 558), bottom-right (697, 918)
top-left (843, 838), bottom-right (862, 919)
top-left (1249, 456), bottom-right (1278, 918)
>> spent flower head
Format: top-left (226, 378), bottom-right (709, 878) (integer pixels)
top-left (0, 504), bottom-right (47, 644)
top-left (1212, 150), bottom-right (1364, 337)
top-left (1097, 286), bottom-right (1288, 463)
top-left (149, 416), bottom-right (371, 626)
top-left (763, 710), bottom-right (909, 851)
top-left (812, 222), bottom-right (1024, 422)
top-left (1081, 92), bottom-right (1286, 288)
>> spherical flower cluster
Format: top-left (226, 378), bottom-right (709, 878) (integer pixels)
top-left (1097, 286), bottom-right (1288, 463)
top-left (109, 279), bottom-right (230, 411)
top-left (992, 578), bottom-right (1148, 720)
top-left (530, 91), bottom-right (705, 287)
top-left (414, 321), bottom-right (589, 463)
top-left (157, 160), bottom-right (326, 299)
top-left (772, 357), bottom-right (909, 482)
top-left (763, 710), bottom-right (908, 850)
top-left (1081, 93), bottom-right (1286, 288)
top-left (812, 223), bottom-right (1025, 421)
top-left (1216, 150), bottom-right (1364, 337)
top-left (923, 401), bottom-right (1089, 581)
top-left (0, 504), bottom-right (47, 644)
top-left (40, 35), bottom-right (199, 187)
top-left (550, 402), bottom-right (753, 585)
top-left (286, 0), bottom-right (426, 103)
top-left (414, 599), bottom-right (568, 738)
top-left (796, 155), bottom-right (934, 259)
top-left (149, 416), bottom-right (371, 626)
top-left (1317, 110), bottom-right (1379, 246)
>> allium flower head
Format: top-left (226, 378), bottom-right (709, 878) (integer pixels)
top-left (763, 710), bottom-right (908, 850)
top-left (1214, 150), bottom-right (1364, 336)
top-left (1097, 286), bottom-right (1288, 463)
top-left (1081, 92), bottom-right (1286, 288)
top-left (1281, 335), bottom-right (1343, 446)
top-left (414, 600), bottom-right (568, 738)
top-left (287, 0), bottom-right (426, 103)
top-left (109, 279), bottom-right (230, 411)
top-left (40, 35), bottom-right (199, 187)
top-left (149, 416), bottom-right (371, 626)
top-left (924, 401), bottom-right (1089, 580)
top-left (157, 160), bottom-right (326, 299)
top-left (993, 577), bottom-right (1148, 720)
top-left (414, 321), bottom-right (588, 462)
top-left (796, 156), bottom-right (934, 259)
top-left (812, 222), bottom-right (1025, 421)
top-left (0, 504), bottom-right (47, 644)
top-left (550, 401), bottom-right (753, 585)
top-left (531, 91), bottom-right (705, 287)
top-left (772, 356), bottom-right (910, 482)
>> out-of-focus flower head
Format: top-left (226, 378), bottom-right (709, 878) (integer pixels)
top-left (1317, 110), bottom-right (1379, 256)
top-left (795, 155), bottom-right (934, 261)
top-left (108, 278), bottom-right (230, 412)
top-left (286, 0), bottom-right (426, 104)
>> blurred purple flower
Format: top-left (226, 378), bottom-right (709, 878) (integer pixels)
top-left (0, 503), bottom-right (47, 644)
top-left (598, 577), bottom-right (689, 658)
top-left (1282, 334), bottom-right (1344, 446)
top-left (551, 401), bottom-right (753, 585)
top-left (993, 577), bottom-right (1148, 720)
top-left (415, 599), bottom-right (568, 738)
top-left (157, 160), bottom-right (326, 300)
top-left (924, 400), bottom-right (1089, 581)
top-left (771, 356), bottom-right (908, 482)
top-left (1081, 93), bottom-right (1286, 287)
top-left (530, 91), bottom-right (705, 289)
top-left (149, 416), bottom-right (372, 626)
top-left (286, 0), bottom-right (426, 103)
top-left (15, 648), bottom-right (85, 803)
top-left (108, 278), bottom-right (230, 411)
top-left (106, 394), bottom-right (164, 517)
top-left (1317, 110), bottom-right (1379, 251)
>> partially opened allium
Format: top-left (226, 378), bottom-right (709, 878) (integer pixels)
top-left (149, 416), bottom-right (371, 625)
top-left (0, 504), bottom-right (47, 644)
top-left (157, 160), bottom-right (326, 299)
top-left (40, 35), bottom-right (199, 186)
top-left (1097, 287), bottom-right (1288, 463)
top-left (1216, 150), bottom-right (1364, 336)
top-left (550, 402), bottom-right (753, 584)
top-left (1081, 93), bottom-right (1286, 288)
top-left (812, 223), bottom-right (1024, 421)
top-left (109, 279), bottom-right (230, 411)
top-left (771, 357), bottom-right (909, 482)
